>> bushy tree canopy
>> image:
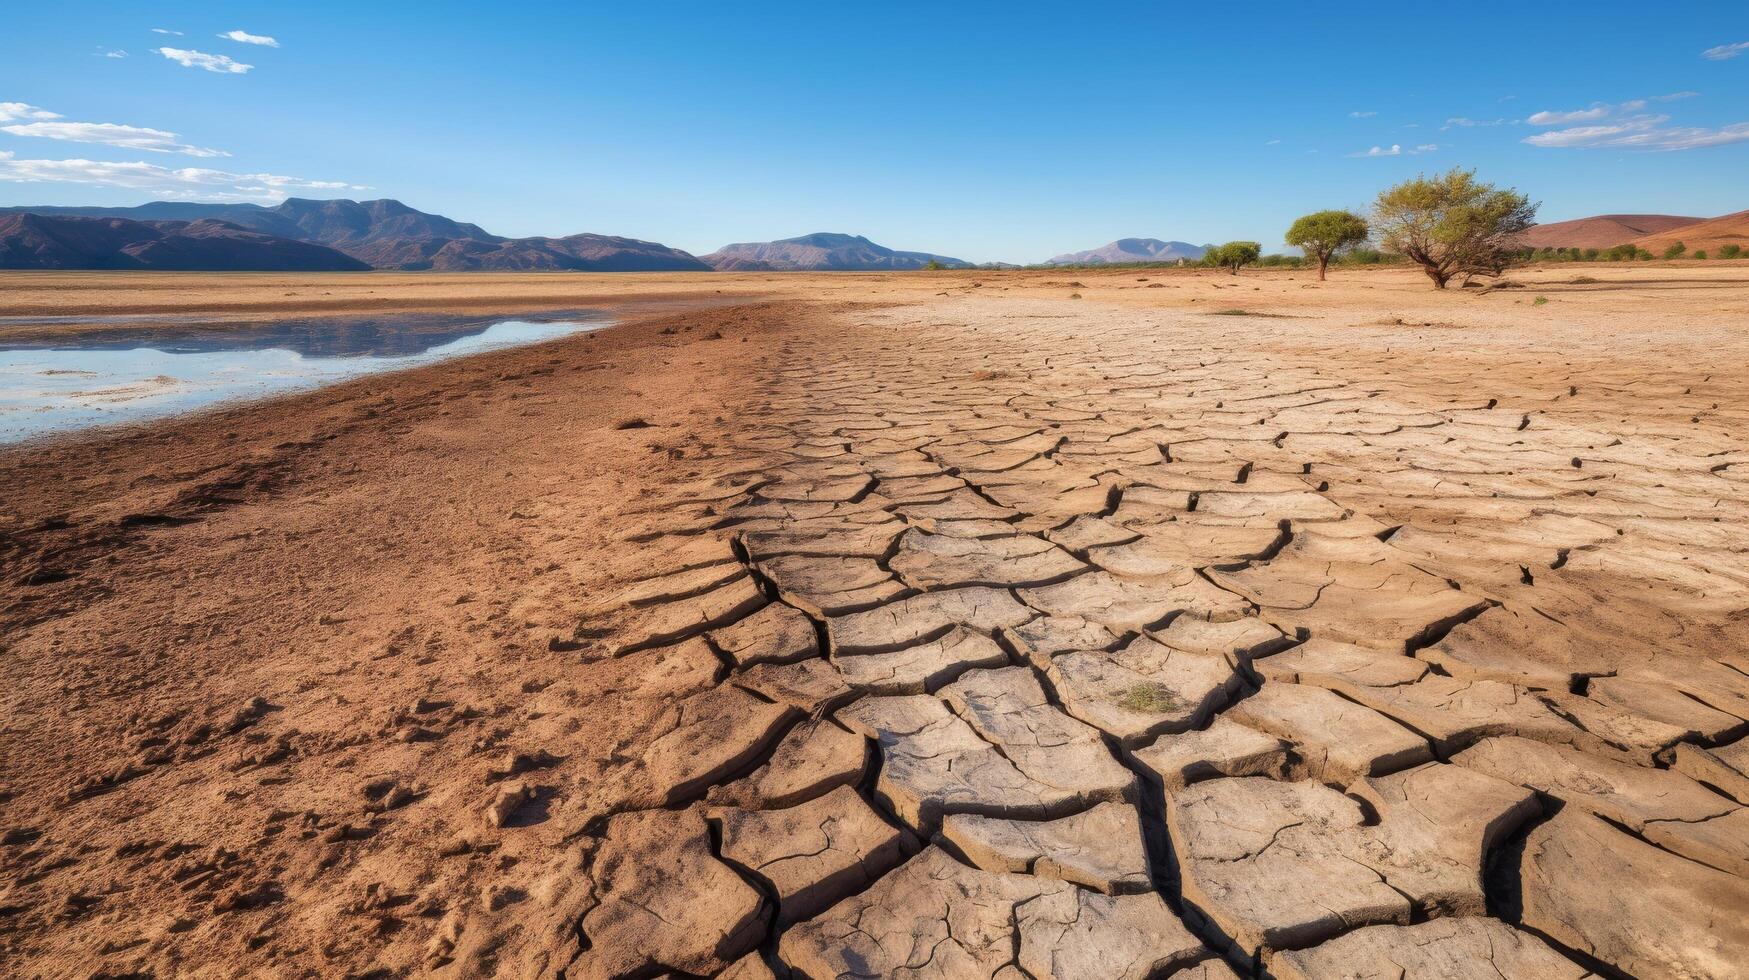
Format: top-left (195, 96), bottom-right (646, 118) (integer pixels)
top-left (1205, 241), bottom-right (1262, 275)
top-left (1372, 169), bottom-right (1537, 288)
top-left (1285, 210), bottom-right (1369, 280)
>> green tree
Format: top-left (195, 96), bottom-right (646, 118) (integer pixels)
top-left (920, 259), bottom-right (946, 271)
top-left (1284, 210), bottom-right (1369, 280)
top-left (1695, 250), bottom-right (1709, 260)
top-left (1722, 244), bottom-right (1742, 259)
top-left (1663, 241), bottom-right (1687, 260)
top-left (1371, 168), bottom-right (1538, 288)
top-left (1205, 241), bottom-right (1262, 275)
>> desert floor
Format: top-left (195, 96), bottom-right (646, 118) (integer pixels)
top-left (3, 264), bottom-right (1748, 978)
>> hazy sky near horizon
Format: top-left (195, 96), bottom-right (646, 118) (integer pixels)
top-left (3, 3), bottom-right (1748, 263)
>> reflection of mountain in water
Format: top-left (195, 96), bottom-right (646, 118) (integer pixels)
top-left (0, 310), bottom-right (605, 358)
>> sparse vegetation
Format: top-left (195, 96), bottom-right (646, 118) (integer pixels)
top-left (1118, 682), bottom-right (1184, 713)
top-left (1285, 210), bottom-right (1370, 281)
top-left (921, 259), bottom-right (947, 271)
top-left (1204, 241), bottom-right (1262, 275)
top-left (1662, 242), bottom-right (1687, 260)
top-left (1372, 168), bottom-right (1537, 288)
top-left (1695, 250), bottom-right (1708, 260)
top-left (1722, 244), bottom-right (1743, 259)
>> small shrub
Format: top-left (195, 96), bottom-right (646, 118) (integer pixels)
top-left (1663, 241), bottom-right (1687, 260)
top-left (1695, 250), bottom-right (1709, 260)
top-left (1119, 682), bottom-right (1184, 714)
top-left (1721, 244), bottom-right (1742, 259)
top-left (1533, 296), bottom-right (1549, 306)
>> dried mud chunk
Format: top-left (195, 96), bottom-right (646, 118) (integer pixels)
top-left (1319, 675), bottom-right (1580, 754)
top-left (1346, 762), bottom-right (1540, 917)
top-left (1521, 808), bottom-right (1749, 980)
top-left (734, 657), bottom-right (854, 714)
top-left (632, 686), bottom-right (795, 806)
top-left (709, 602), bottom-right (818, 667)
top-left (832, 627), bottom-right (1009, 694)
top-left (940, 667), bottom-right (1136, 807)
top-left (1170, 765), bottom-right (1537, 957)
top-left (1456, 735), bottom-right (1749, 877)
top-left (1047, 515), bottom-right (1141, 551)
top-left (711, 785), bottom-right (908, 925)
top-left (890, 528), bottom-right (1084, 590)
top-left (1268, 918), bottom-right (1590, 980)
top-left (706, 719), bottom-right (865, 810)
top-left (1586, 675), bottom-right (1749, 742)
top-left (620, 638), bottom-right (721, 699)
top-left (941, 802), bottom-right (1151, 894)
top-left (828, 587), bottom-right (1034, 655)
top-left (1047, 636), bottom-right (1245, 747)
top-left (835, 695), bottom-right (1077, 833)
top-left (1207, 532), bottom-right (1487, 651)
top-left (1254, 637), bottom-right (1428, 688)
top-left (1169, 777), bottom-right (1410, 955)
top-left (595, 562), bottom-right (743, 612)
top-left (571, 809), bottom-right (766, 979)
top-left (1226, 682), bottom-right (1431, 783)
top-left (1673, 740), bottom-right (1749, 805)
top-left (1001, 615), bottom-right (1122, 670)
top-left (1192, 490), bottom-right (1346, 522)
top-left (1417, 603), bottom-right (1594, 689)
top-left (759, 554), bottom-right (905, 616)
top-left (778, 846), bottom-right (1052, 978)
top-left (1151, 615), bottom-right (1291, 664)
top-left (609, 574), bottom-right (766, 655)
top-left (716, 953), bottom-right (778, 980)
top-left (1022, 571), bottom-right (1248, 630)
top-left (1535, 689), bottom-right (1690, 765)
top-left (1016, 889), bottom-right (1208, 980)
top-left (1130, 718), bottom-right (1289, 791)
top-left (742, 522), bottom-right (900, 560)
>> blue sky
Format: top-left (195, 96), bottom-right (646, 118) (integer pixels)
top-left (3, 3), bottom-right (1747, 263)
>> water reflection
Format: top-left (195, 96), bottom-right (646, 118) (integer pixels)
top-left (0, 310), bottom-right (607, 443)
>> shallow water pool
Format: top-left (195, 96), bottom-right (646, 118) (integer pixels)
top-left (0, 310), bottom-right (608, 443)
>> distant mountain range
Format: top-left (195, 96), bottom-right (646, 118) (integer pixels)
top-left (1044, 238), bottom-right (1208, 265)
top-left (0, 213), bottom-right (369, 272)
top-left (701, 233), bottom-right (970, 271)
top-left (0, 199), bottom-right (711, 272)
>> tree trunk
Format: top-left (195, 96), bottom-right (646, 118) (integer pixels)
top-left (1422, 263), bottom-right (1450, 289)
top-left (1228, 265), bottom-right (1238, 276)
top-left (1317, 253), bottom-right (1330, 281)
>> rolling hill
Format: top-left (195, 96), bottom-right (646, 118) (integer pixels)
top-left (701, 233), bottom-right (969, 271)
top-left (1044, 238), bottom-right (1207, 265)
top-left (1520, 214), bottom-right (1706, 250)
top-left (0, 213), bottom-right (370, 271)
top-left (1628, 209), bottom-right (1749, 255)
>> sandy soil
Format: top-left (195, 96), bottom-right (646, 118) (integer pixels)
top-left (2, 264), bottom-right (1748, 979)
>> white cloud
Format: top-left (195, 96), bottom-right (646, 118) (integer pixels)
top-left (1350, 143), bottom-right (1437, 158)
top-left (1498, 95), bottom-right (1518, 103)
top-left (1523, 93), bottom-right (1746, 151)
top-left (1265, 138), bottom-right (1281, 145)
top-left (0, 154), bottom-right (364, 201)
top-left (220, 30), bottom-right (279, 48)
top-left (155, 47), bottom-right (253, 74)
top-left (1528, 106), bottom-right (1611, 125)
top-left (1702, 41), bottom-right (1749, 60)
top-left (1349, 110), bottom-right (1378, 118)
top-left (1444, 117), bottom-right (1510, 129)
top-left (101, 50), bottom-right (129, 59)
top-left (1, 121), bottom-right (228, 158)
top-left (1524, 117), bottom-right (1749, 151)
top-left (0, 102), bottom-right (62, 122)
top-left (151, 28), bottom-right (183, 36)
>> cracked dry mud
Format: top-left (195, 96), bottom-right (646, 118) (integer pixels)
top-left (536, 298), bottom-right (1749, 979)
top-left (6, 271), bottom-right (1749, 978)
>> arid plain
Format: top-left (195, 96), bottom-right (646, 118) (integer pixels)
top-left (4, 264), bottom-right (1749, 978)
